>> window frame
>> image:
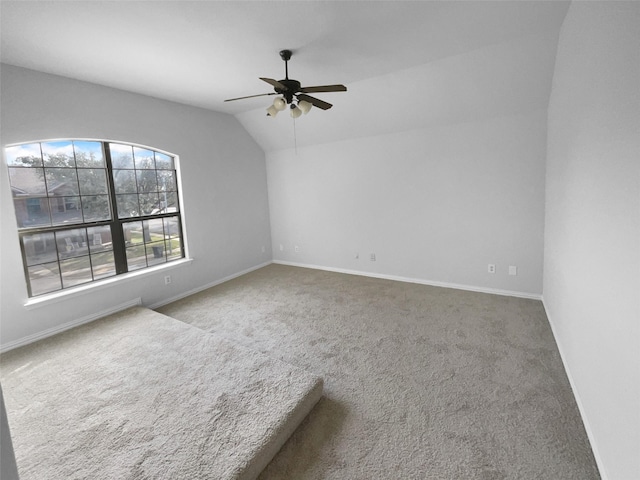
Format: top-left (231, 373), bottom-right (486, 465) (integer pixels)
top-left (5, 139), bottom-right (187, 299)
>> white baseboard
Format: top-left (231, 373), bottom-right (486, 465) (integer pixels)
top-left (541, 298), bottom-right (608, 480)
top-left (0, 298), bottom-right (142, 353)
top-left (1, 262), bottom-right (272, 353)
top-left (273, 260), bottom-right (542, 300)
top-left (147, 261), bottom-right (273, 310)
top-left (1, 260), bottom-right (538, 353)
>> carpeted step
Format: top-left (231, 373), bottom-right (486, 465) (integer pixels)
top-left (0, 306), bottom-right (323, 480)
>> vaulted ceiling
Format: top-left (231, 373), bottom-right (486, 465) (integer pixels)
top-left (1, 1), bottom-right (569, 152)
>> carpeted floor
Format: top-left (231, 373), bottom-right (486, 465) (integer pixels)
top-left (1, 306), bottom-right (322, 480)
top-left (158, 263), bottom-right (600, 480)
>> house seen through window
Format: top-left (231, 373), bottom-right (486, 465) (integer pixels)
top-left (5, 140), bottom-right (184, 297)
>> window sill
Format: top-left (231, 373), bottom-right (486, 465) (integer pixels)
top-left (24, 257), bottom-right (193, 310)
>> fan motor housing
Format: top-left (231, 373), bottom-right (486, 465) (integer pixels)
top-left (275, 79), bottom-right (301, 103)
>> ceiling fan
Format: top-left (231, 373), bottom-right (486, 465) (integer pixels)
top-left (224, 49), bottom-right (347, 118)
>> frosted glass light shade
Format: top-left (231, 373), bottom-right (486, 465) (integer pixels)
top-left (266, 105), bottom-right (279, 117)
top-left (290, 105), bottom-right (302, 118)
top-left (298, 100), bottom-right (312, 114)
top-left (273, 97), bottom-right (287, 111)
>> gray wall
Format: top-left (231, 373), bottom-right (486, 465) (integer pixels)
top-left (544, 2), bottom-right (640, 479)
top-left (0, 65), bottom-right (272, 347)
top-left (267, 109), bottom-right (547, 297)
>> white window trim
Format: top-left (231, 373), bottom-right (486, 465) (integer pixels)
top-left (24, 257), bottom-right (193, 310)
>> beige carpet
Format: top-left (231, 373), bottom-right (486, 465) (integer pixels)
top-left (158, 264), bottom-right (600, 480)
top-left (0, 306), bottom-right (323, 480)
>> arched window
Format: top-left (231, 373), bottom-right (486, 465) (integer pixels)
top-left (5, 140), bottom-right (184, 297)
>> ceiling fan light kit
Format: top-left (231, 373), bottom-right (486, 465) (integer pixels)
top-left (266, 97), bottom-right (312, 118)
top-left (298, 100), bottom-right (312, 114)
top-left (225, 49), bottom-right (347, 119)
top-left (273, 97), bottom-right (287, 111)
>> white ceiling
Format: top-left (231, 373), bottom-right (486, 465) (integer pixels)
top-left (1, 1), bottom-right (570, 152)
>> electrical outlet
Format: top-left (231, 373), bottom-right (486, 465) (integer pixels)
top-left (164, 275), bottom-right (171, 285)
top-left (509, 266), bottom-right (517, 276)
top-left (488, 264), bottom-right (496, 274)
top-left (370, 253), bottom-right (376, 262)
top-left (355, 253), bottom-right (359, 260)
top-left (295, 245), bottom-right (299, 253)
top-left (279, 244), bottom-right (284, 251)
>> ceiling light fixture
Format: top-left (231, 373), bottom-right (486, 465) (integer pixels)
top-left (266, 96), bottom-right (311, 118)
top-left (225, 50), bottom-right (347, 118)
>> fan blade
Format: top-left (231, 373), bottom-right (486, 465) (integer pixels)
top-left (224, 92), bottom-right (276, 102)
top-left (299, 84), bottom-right (347, 93)
top-left (260, 77), bottom-right (286, 90)
top-left (297, 94), bottom-right (333, 110)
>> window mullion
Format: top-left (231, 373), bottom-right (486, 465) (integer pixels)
top-left (103, 143), bottom-right (128, 275)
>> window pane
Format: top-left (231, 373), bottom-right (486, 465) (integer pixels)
top-left (60, 256), bottom-right (92, 288)
top-left (23, 232), bottom-right (57, 266)
top-left (77, 169), bottom-right (108, 195)
top-left (45, 168), bottom-right (79, 196)
top-left (74, 141), bottom-right (104, 168)
top-left (50, 196), bottom-right (82, 225)
top-left (10, 167), bottom-right (50, 228)
top-left (9, 167), bottom-right (47, 195)
top-left (15, 197), bottom-right (51, 228)
top-left (144, 218), bottom-right (164, 242)
top-left (6, 143), bottom-right (43, 167)
top-left (113, 169), bottom-right (137, 194)
top-left (42, 141), bottom-right (75, 168)
top-left (147, 242), bottom-right (166, 266)
top-left (155, 152), bottom-right (173, 170)
top-left (136, 170), bottom-right (158, 193)
top-left (166, 237), bottom-right (182, 260)
top-left (133, 148), bottom-right (155, 169)
top-left (139, 193), bottom-right (159, 215)
top-left (82, 195), bottom-right (111, 222)
top-left (109, 144), bottom-right (134, 169)
top-left (159, 191), bottom-right (178, 213)
top-left (117, 194), bottom-right (139, 218)
top-left (123, 221), bottom-right (144, 245)
top-left (157, 170), bottom-right (176, 192)
top-left (126, 245), bottom-right (147, 271)
top-left (56, 229), bottom-right (88, 259)
top-left (163, 216), bottom-right (182, 260)
top-left (29, 262), bottom-right (62, 296)
top-left (163, 217), bottom-right (180, 238)
top-left (91, 251), bottom-right (116, 280)
top-left (166, 236), bottom-right (182, 260)
top-left (88, 225), bottom-right (113, 252)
